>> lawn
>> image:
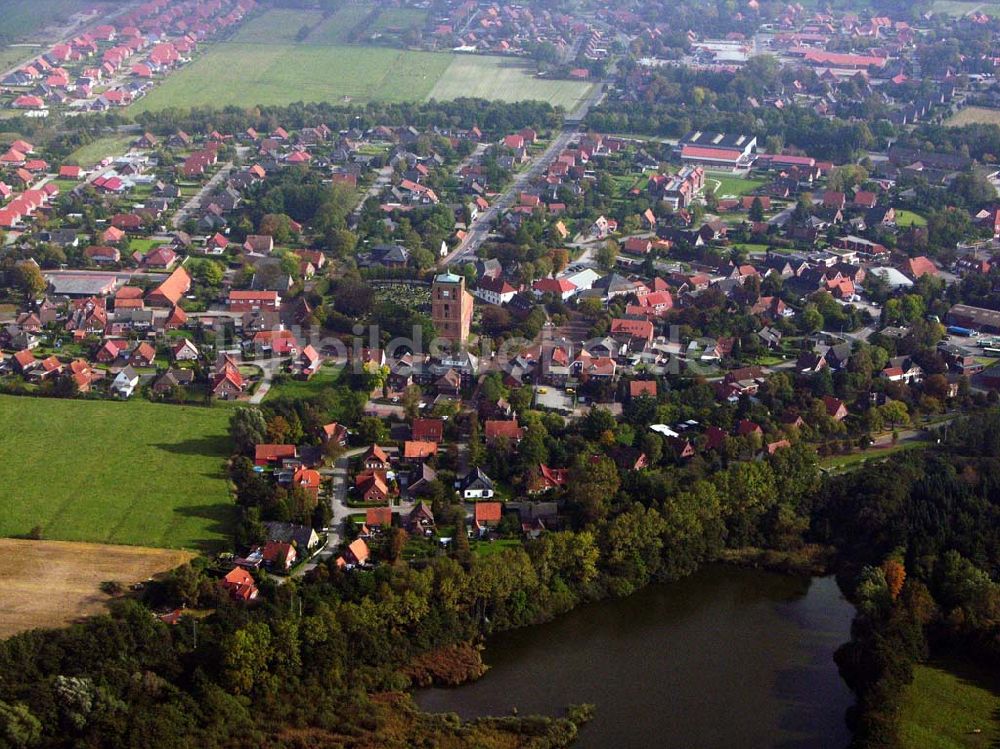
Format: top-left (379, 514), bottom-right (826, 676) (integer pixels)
top-left (427, 55), bottom-right (596, 110)
top-left (895, 209), bottom-right (927, 228)
top-left (264, 366), bottom-right (345, 402)
top-left (707, 174), bottom-right (766, 198)
top-left (66, 134), bottom-right (135, 167)
top-left (132, 43), bottom-right (454, 111)
top-left (900, 658), bottom-right (1000, 749)
top-left (0, 395), bottom-right (235, 551)
top-left (0, 539), bottom-right (192, 638)
top-left (819, 442), bottom-right (926, 471)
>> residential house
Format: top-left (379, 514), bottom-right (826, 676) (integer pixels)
top-left (457, 467), bottom-right (494, 499)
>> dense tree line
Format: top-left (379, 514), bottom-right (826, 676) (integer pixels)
top-left (816, 411), bottom-right (1000, 747)
top-left (133, 99), bottom-right (562, 141)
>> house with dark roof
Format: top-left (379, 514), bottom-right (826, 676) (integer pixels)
top-left (457, 467), bottom-right (494, 499)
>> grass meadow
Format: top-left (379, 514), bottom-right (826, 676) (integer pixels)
top-left (66, 134), bottom-right (136, 167)
top-left (901, 658), bottom-right (1000, 749)
top-left (131, 8), bottom-right (594, 112)
top-left (0, 395), bottom-right (235, 551)
top-left (132, 44), bottom-right (453, 111)
top-left (427, 55), bottom-right (595, 109)
top-left (946, 106), bottom-right (1000, 127)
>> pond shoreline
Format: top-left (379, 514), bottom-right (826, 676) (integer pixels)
top-left (412, 565), bottom-right (857, 748)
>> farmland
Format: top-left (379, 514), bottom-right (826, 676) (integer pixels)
top-left (900, 658), bottom-right (1000, 749)
top-left (307, 5), bottom-right (373, 44)
top-left (427, 55), bottom-right (595, 110)
top-left (0, 0), bottom-right (96, 41)
top-left (929, 0), bottom-right (1000, 16)
top-left (132, 44), bottom-right (453, 111)
top-left (946, 106), bottom-right (1000, 127)
top-left (0, 395), bottom-right (235, 551)
top-left (130, 6), bottom-right (594, 113)
top-left (0, 539), bottom-right (192, 638)
top-left (229, 8), bottom-right (325, 44)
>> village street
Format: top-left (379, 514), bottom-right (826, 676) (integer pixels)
top-left (171, 161), bottom-right (234, 229)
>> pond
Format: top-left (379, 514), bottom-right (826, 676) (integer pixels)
top-left (416, 566), bottom-right (856, 748)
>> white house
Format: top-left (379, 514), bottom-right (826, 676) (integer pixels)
top-left (456, 467), bottom-right (494, 499)
top-left (111, 365), bottom-right (140, 398)
top-left (474, 276), bottom-right (517, 305)
top-left (172, 339), bottom-right (200, 361)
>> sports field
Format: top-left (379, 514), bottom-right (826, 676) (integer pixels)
top-left (707, 174), bottom-right (767, 198)
top-left (901, 658), bottom-right (1000, 748)
top-left (0, 395), bottom-right (235, 551)
top-left (427, 55), bottom-right (595, 110)
top-left (0, 539), bottom-right (192, 637)
top-left (946, 106), bottom-right (1000, 127)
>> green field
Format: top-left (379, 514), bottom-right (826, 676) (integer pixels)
top-left (901, 658), bottom-right (1000, 749)
top-left (427, 55), bottom-right (595, 110)
top-left (0, 395), bottom-right (235, 551)
top-left (132, 43), bottom-right (454, 111)
top-left (308, 4), bottom-right (373, 44)
top-left (66, 134), bottom-right (135, 167)
top-left (0, 46), bottom-right (35, 72)
top-left (1, 0), bottom-right (94, 39)
top-left (707, 174), bottom-right (767, 198)
top-left (371, 7), bottom-right (427, 33)
top-left (895, 209), bottom-right (928, 228)
top-left (130, 8), bottom-right (592, 112)
top-left (930, 0), bottom-right (1000, 15)
top-left (230, 9), bottom-right (324, 44)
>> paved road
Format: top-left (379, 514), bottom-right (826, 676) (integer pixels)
top-left (351, 165), bottom-right (393, 221)
top-left (440, 129), bottom-right (579, 267)
top-left (171, 161), bottom-right (234, 229)
top-left (437, 71), bottom-right (610, 269)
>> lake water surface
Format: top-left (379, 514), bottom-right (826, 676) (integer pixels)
top-left (416, 566), bottom-right (855, 748)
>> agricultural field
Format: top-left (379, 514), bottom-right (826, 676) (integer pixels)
top-left (132, 43), bottom-right (453, 111)
top-left (66, 134), bottom-right (136, 167)
top-left (0, 539), bottom-right (192, 638)
top-left (0, 0), bottom-right (96, 41)
top-left (427, 55), bottom-right (595, 110)
top-left (230, 8), bottom-right (324, 44)
top-left (0, 46), bottom-right (33, 72)
top-left (930, 0), bottom-right (1000, 16)
top-left (0, 395), bottom-right (235, 551)
top-left (308, 4), bottom-right (374, 44)
top-left (900, 658), bottom-right (1000, 749)
top-left (946, 106), bottom-right (1000, 127)
top-left (371, 7), bottom-right (428, 33)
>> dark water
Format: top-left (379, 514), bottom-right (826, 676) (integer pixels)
top-left (416, 566), bottom-right (855, 749)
